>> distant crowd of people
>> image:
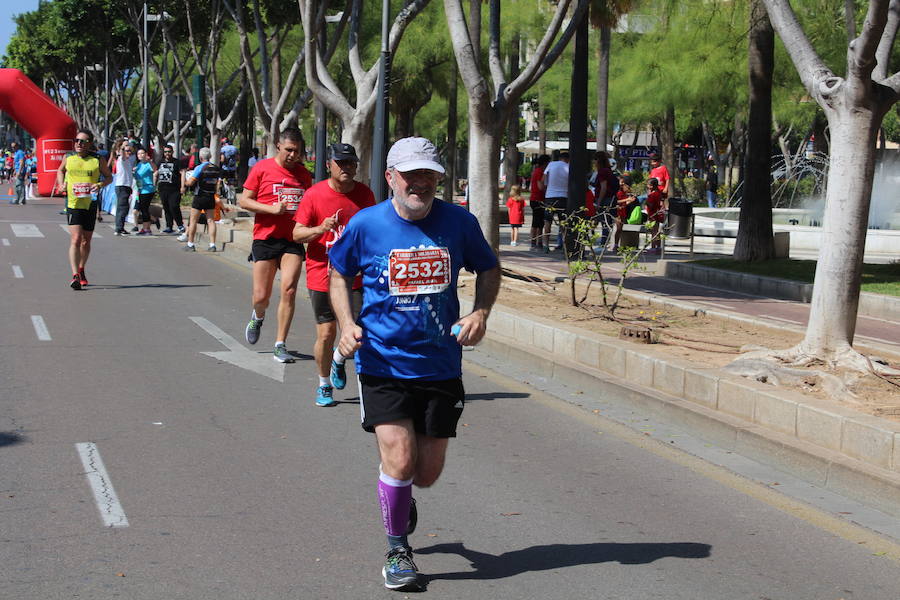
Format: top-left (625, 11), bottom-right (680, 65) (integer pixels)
top-left (2, 141), bottom-right (38, 204)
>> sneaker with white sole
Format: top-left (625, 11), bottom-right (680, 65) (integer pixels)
top-left (273, 344), bottom-right (295, 363)
top-left (382, 546), bottom-right (421, 592)
top-left (315, 385), bottom-right (336, 407)
top-left (330, 359), bottom-right (347, 390)
top-left (245, 316), bottom-right (264, 345)
top-left (176, 233), bottom-right (188, 242)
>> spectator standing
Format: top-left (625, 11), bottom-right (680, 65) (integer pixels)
top-left (505, 184), bottom-right (525, 246)
top-left (705, 163), bottom-right (718, 208)
top-left (590, 151), bottom-right (618, 249)
top-left (156, 145), bottom-right (186, 233)
top-left (645, 177), bottom-right (665, 253)
top-left (11, 142), bottom-right (26, 205)
top-left (25, 152), bottom-right (37, 199)
top-left (111, 140), bottom-right (137, 235)
top-left (220, 137), bottom-right (238, 183)
top-left (648, 152), bottom-right (672, 202)
top-left (133, 148), bottom-right (157, 235)
top-left (528, 154), bottom-right (549, 249)
top-left (541, 150), bottom-right (570, 252)
top-left (247, 148), bottom-right (260, 169)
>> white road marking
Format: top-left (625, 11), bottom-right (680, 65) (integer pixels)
top-left (12, 265), bottom-right (23, 278)
top-left (190, 316), bottom-right (286, 382)
top-left (699, 301), bottom-right (738, 310)
top-left (760, 314), bottom-right (803, 325)
top-left (1, 238), bottom-right (9, 246)
top-left (11, 224), bottom-right (43, 237)
top-left (30, 315), bottom-right (51, 340)
top-left (59, 223), bottom-right (102, 238)
top-left (858, 334), bottom-right (900, 346)
top-left (75, 443), bottom-right (129, 528)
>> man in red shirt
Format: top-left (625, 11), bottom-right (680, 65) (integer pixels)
top-left (292, 143), bottom-right (375, 406)
top-left (528, 154), bottom-right (549, 249)
top-left (239, 128), bottom-right (313, 363)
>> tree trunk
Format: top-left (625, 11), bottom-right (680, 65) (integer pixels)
top-left (467, 109), bottom-right (501, 249)
top-left (660, 106), bottom-right (676, 193)
top-left (802, 110), bottom-right (879, 353)
top-left (503, 35), bottom-right (521, 199)
top-left (343, 113), bottom-right (375, 188)
top-left (446, 61), bottom-right (458, 201)
top-left (735, 0), bottom-right (776, 261)
top-left (567, 10), bottom-right (590, 258)
top-left (595, 25), bottom-right (611, 150)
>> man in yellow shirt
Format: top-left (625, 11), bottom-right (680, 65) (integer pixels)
top-left (56, 130), bottom-right (112, 290)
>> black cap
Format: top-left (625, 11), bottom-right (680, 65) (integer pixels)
top-left (649, 152), bottom-right (660, 161)
top-left (328, 142), bottom-right (359, 161)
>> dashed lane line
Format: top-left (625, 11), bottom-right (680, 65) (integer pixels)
top-left (11, 224), bottom-right (43, 237)
top-left (75, 443), bottom-right (129, 528)
top-left (1, 238), bottom-right (9, 246)
top-left (30, 315), bottom-right (51, 341)
top-left (12, 265), bottom-right (23, 278)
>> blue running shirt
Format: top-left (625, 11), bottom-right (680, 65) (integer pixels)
top-left (329, 199), bottom-right (498, 380)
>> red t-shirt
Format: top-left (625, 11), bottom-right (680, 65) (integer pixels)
top-left (616, 190), bottom-right (630, 219)
top-left (243, 158), bottom-right (313, 241)
top-left (649, 165), bottom-right (670, 197)
top-left (294, 179), bottom-right (375, 291)
top-left (506, 196), bottom-right (525, 225)
top-left (529, 167), bottom-right (545, 204)
top-left (585, 189), bottom-right (596, 218)
top-left (645, 190), bottom-right (665, 222)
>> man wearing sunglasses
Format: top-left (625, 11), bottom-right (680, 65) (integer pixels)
top-left (155, 145), bottom-right (185, 234)
top-left (56, 130), bottom-right (112, 289)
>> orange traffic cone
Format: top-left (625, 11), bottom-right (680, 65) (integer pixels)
top-left (5, 186), bottom-right (12, 196)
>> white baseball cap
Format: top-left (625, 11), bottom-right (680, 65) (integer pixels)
top-left (386, 137), bottom-right (445, 174)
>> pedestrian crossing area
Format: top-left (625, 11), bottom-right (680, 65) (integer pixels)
top-left (3, 222), bottom-right (177, 240)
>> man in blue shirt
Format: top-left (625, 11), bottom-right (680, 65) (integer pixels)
top-left (11, 142), bottom-right (26, 205)
top-left (329, 137), bottom-right (500, 592)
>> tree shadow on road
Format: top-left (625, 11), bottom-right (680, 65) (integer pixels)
top-left (87, 283), bottom-right (212, 290)
top-left (416, 541), bottom-right (711, 581)
top-left (0, 431), bottom-right (26, 448)
top-left (464, 392), bottom-right (531, 402)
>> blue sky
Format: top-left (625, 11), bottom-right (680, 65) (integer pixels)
top-left (1, 1), bottom-right (41, 60)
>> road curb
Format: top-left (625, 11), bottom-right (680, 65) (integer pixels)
top-left (462, 297), bottom-right (900, 518)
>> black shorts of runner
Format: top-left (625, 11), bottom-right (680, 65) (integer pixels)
top-left (359, 374), bottom-right (465, 438)
top-left (248, 237), bottom-right (306, 262)
top-left (309, 288), bottom-right (362, 324)
top-left (67, 203), bottom-right (98, 232)
top-left (192, 193), bottom-right (216, 211)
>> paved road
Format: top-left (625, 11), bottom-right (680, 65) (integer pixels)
top-left (2, 197), bottom-right (900, 599)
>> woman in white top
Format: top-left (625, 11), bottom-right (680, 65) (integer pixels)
top-left (111, 139), bottom-right (137, 235)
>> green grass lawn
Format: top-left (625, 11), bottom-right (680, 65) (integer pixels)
top-left (692, 258), bottom-right (900, 297)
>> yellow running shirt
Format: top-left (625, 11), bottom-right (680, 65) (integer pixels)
top-left (64, 153), bottom-right (101, 210)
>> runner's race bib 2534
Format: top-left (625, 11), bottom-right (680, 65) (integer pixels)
top-left (277, 186), bottom-right (304, 213)
top-left (388, 247), bottom-right (450, 296)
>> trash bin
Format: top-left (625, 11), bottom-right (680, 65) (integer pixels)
top-left (666, 197), bottom-right (693, 239)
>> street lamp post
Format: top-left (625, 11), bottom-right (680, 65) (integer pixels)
top-left (142, 6), bottom-right (171, 153)
top-left (85, 63), bottom-right (103, 143)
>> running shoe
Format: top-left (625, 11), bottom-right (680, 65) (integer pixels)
top-left (315, 385), bottom-right (336, 407)
top-left (131, 226), bottom-right (139, 233)
top-left (176, 233), bottom-right (188, 242)
top-left (273, 344), bottom-right (295, 363)
top-left (70, 274), bottom-right (82, 290)
top-left (330, 359), bottom-right (347, 390)
top-left (183, 244), bottom-right (196, 252)
top-left (208, 244), bottom-right (217, 252)
top-left (382, 546), bottom-right (421, 592)
top-left (137, 229), bottom-right (152, 236)
top-left (407, 497), bottom-right (417, 535)
top-left (177, 225), bottom-right (186, 233)
top-left (115, 229), bottom-right (130, 236)
top-left (245, 316), bottom-right (264, 345)
top-left (162, 228), bottom-right (175, 234)
top-left (78, 270), bottom-right (88, 287)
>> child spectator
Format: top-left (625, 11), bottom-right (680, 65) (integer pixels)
top-left (645, 177), bottom-right (665, 253)
top-left (612, 175), bottom-right (635, 252)
top-left (506, 184), bottom-right (526, 246)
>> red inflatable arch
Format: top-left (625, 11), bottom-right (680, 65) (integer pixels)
top-left (0, 69), bottom-right (77, 196)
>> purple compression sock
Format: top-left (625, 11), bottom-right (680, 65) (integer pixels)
top-left (378, 469), bottom-right (413, 536)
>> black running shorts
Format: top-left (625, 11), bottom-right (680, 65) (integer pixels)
top-left (249, 237), bottom-right (306, 262)
top-left (359, 374), bottom-right (465, 438)
top-left (309, 288), bottom-right (362, 324)
top-left (191, 193), bottom-right (216, 211)
top-left (66, 204), bottom-right (98, 231)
